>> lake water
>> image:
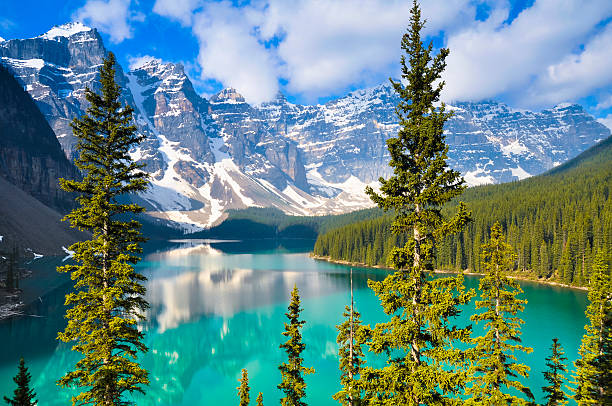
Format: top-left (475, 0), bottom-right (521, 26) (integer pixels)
top-left (0, 239), bottom-right (588, 404)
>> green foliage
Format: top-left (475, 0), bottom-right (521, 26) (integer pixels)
top-left (542, 338), bottom-right (569, 406)
top-left (3, 358), bottom-right (36, 406)
top-left (313, 136), bottom-right (612, 287)
top-left (333, 289), bottom-right (368, 405)
top-left (56, 52), bottom-right (150, 405)
top-left (237, 369), bottom-right (250, 406)
top-left (572, 250), bottom-right (611, 405)
top-left (358, 2), bottom-right (474, 404)
top-left (466, 222), bottom-right (534, 404)
top-left (278, 285), bottom-right (314, 406)
top-left (255, 392), bottom-right (263, 406)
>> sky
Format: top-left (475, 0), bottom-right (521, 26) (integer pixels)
top-left (2, 0), bottom-right (612, 128)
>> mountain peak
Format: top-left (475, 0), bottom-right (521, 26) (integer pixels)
top-left (552, 102), bottom-right (581, 111)
top-left (210, 88), bottom-right (246, 104)
top-left (39, 22), bottom-right (93, 41)
top-left (129, 56), bottom-right (164, 71)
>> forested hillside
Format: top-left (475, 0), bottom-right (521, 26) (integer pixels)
top-left (313, 136), bottom-right (612, 286)
top-left (193, 207), bottom-right (382, 239)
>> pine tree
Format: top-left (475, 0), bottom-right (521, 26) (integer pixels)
top-left (466, 222), bottom-right (534, 405)
top-left (361, 1), bottom-right (473, 404)
top-left (237, 369), bottom-right (250, 406)
top-left (333, 270), bottom-right (367, 406)
top-left (278, 285), bottom-right (314, 406)
top-left (3, 358), bottom-right (36, 406)
top-left (572, 250), bottom-right (611, 405)
top-left (542, 338), bottom-right (569, 406)
top-left (56, 52), bottom-right (150, 405)
top-left (255, 392), bottom-right (263, 406)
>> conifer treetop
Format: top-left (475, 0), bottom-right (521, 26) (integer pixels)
top-left (56, 51), bottom-right (150, 406)
top-left (3, 358), bottom-right (37, 406)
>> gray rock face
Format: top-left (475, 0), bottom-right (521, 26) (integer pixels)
top-left (258, 85), bottom-right (610, 187)
top-left (0, 64), bottom-right (79, 212)
top-left (1, 22), bottom-right (609, 231)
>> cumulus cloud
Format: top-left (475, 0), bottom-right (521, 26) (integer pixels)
top-left (152, 0), bottom-right (201, 27)
top-left (527, 23), bottom-right (612, 107)
top-left (260, 0), bottom-right (476, 99)
top-left (443, 0), bottom-right (612, 108)
top-left (191, 2), bottom-right (279, 104)
top-left (74, 0), bottom-right (143, 43)
top-left (151, 0), bottom-right (612, 108)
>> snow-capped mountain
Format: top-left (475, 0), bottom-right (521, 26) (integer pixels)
top-left (1, 23), bottom-right (609, 231)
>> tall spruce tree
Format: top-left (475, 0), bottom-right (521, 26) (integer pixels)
top-left (542, 338), bottom-right (569, 406)
top-left (56, 52), bottom-right (150, 405)
top-left (278, 285), bottom-right (314, 406)
top-left (465, 222), bottom-right (534, 405)
top-left (572, 250), bottom-right (611, 405)
top-left (333, 270), bottom-right (368, 406)
top-left (3, 358), bottom-right (36, 406)
top-left (361, 1), bottom-right (473, 404)
top-left (237, 369), bottom-right (250, 406)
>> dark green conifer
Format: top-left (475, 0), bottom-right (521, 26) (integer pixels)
top-left (466, 222), bottom-right (534, 405)
top-left (361, 1), bottom-right (473, 404)
top-left (56, 52), bottom-right (150, 405)
top-left (542, 338), bottom-right (568, 405)
top-left (255, 392), bottom-right (263, 406)
top-left (278, 285), bottom-right (314, 406)
top-left (3, 358), bottom-right (36, 406)
top-left (572, 250), bottom-right (611, 405)
top-left (333, 270), bottom-right (367, 406)
top-left (237, 369), bottom-right (250, 406)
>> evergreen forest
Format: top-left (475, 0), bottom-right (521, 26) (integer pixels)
top-left (313, 135), bottom-right (612, 287)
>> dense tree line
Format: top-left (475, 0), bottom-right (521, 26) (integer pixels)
top-left (194, 206), bottom-right (383, 240)
top-left (314, 135), bottom-right (611, 286)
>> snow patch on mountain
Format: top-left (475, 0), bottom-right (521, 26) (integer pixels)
top-left (39, 22), bottom-right (92, 40)
top-left (1, 57), bottom-right (45, 70)
top-left (501, 140), bottom-right (530, 157)
top-left (510, 166), bottom-right (531, 180)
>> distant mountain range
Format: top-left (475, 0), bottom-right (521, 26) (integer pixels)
top-left (1, 22), bottom-right (609, 231)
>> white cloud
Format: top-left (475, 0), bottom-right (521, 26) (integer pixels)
top-left (151, 0), bottom-right (612, 107)
top-left (259, 0), bottom-right (477, 100)
top-left (153, 0), bottom-right (201, 27)
top-left (443, 0), bottom-right (612, 108)
top-left (191, 2), bottom-right (279, 104)
top-left (596, 94), bottom-right (612, 111)
top-left (597, 114), bottom-right (612, 131)
top-left (73, 0), bottom-right (143, 43)
top-left (128, 54), bottom-right (163, 70)
top-left (527, 23), bottom-right (612, 106)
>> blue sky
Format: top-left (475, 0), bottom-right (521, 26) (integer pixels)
top-left (2, 0), bottom-right (612, 128)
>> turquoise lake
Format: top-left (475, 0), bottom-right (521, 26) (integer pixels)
top-left (0, 239), bottom-right (588, 404)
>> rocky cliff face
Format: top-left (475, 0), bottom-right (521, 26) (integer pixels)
top-left (0, 64), bottom-right (78, 212)
top-left (1, 23), bottom-right (609, 231)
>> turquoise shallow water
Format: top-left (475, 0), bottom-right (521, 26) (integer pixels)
top-left (0, 239), bottom-right (588, 404)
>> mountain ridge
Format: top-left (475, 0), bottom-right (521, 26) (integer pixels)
top-left (1, 22), bottom-right (609, 231)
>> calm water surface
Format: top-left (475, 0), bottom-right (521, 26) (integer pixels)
top-left (0, 239), bottom-right (588, 404)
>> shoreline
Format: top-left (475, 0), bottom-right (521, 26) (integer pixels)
top-left (310, 254), bottom-right (589, 291)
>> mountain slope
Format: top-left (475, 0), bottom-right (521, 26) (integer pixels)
top-left (0, 176), bottom-right (86, 255)
top-left (1, 23), bottom-right (609, 231)
top-left (313, 136), bottom-right (612, 286)
top-left (0, 64), bottom-right (78, 212)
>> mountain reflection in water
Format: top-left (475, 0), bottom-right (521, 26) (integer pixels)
top-left (0, 239), bottom-right (588, 405)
